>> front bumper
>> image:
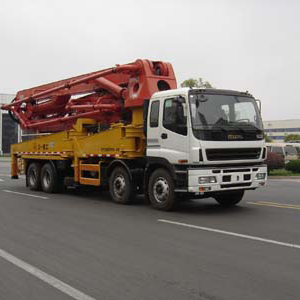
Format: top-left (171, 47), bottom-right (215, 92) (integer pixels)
top-left (187, 165), bottom-right (267, 193)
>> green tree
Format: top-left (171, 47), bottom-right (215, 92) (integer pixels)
top-left (284, 134), bottom-right (300, 142)
top-left (265, 134), bottom-right (272, 142)
top-left (181, 77), bottom-right (213, 88)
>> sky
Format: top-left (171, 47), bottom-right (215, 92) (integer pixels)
top-left (0, 0), bottom-right (299, 121)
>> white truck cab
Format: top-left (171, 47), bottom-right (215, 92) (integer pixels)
top-left (146, 87), bottom-right (267, 209)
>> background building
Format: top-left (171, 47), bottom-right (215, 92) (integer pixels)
top-left (263, 119), bottom-right (300, 142)
top-left (0, 93), bottom-right (19, 154)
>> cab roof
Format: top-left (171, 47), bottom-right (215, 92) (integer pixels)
top-left (152, 87), bottom-right (253, 99)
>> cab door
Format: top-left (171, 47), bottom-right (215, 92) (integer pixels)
top-left (160, 96), bottom-right (189, 164)
top-left (146, 99), bottom-right (161, 158)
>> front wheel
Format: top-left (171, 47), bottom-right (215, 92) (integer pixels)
top-left (214, 190), bottom-right (244, 207)
top-left (109, 167), bottom-right (135, 204)
top-left (148, 168), bottom-right (176, 211)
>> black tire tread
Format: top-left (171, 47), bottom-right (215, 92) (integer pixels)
top-left (40, 163), bottom-right (59, 193)
top-left (27, 162), bottom-right (42, 191)
top-left (148, 168), bottom-right (176, 211)
top-left (109, 167), bottom-right (135, 204)
top-left (214, 190), bottom-right (244, 207)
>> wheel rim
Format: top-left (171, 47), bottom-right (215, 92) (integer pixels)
top-left (113, 174), bottom-right (126, 198)
top-left (43, 170), bottom-right (51, 188)
top-left (153, 177), bottom-right (169, 203)
top-left (29, 170), bottom-right (36, 186)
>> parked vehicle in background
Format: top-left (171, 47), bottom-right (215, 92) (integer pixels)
top-left (265, 151), bottom-right (285, 174)
top-left (266, 142), bottom-right (300, 162)
top-left (266, 143), bottom-right (285, 158)
top-left (291, 143), bottom-right (300, 158)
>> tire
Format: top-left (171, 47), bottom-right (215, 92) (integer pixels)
top-left (27, 162), bottom-right (41, 191)
top-left (109, 167), bottom-right (135, 204)
top-left (148, 168), bottom-right (176, 211)
top-left (214, 190), bottom-right (244, 207)
top-left (40, 163), bottom-right (59, 193)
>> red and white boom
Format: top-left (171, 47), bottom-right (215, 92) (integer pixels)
top-left (2, 59), bottom-right (177, 132)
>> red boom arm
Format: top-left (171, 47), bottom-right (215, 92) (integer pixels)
top-left (2, 59), bottom-right (177, 132)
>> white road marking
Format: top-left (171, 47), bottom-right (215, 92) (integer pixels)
top-left (0, 179), bottom-right (4, 182)
top-left (158, 219), bottom-right (300, 250)
top-left (3, 190), bottom-right (49, 199)
top-left (0, 248), bottom-right (97, 300)
top-left (0, 173), bottom-right (25, 178)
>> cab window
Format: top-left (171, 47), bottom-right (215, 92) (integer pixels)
top-left (150, 101), bottom-right (160, 127)
top-left (163, 97), bottom-right (187, 136)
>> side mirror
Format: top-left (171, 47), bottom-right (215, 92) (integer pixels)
top-left (176, 103), bottom-right (184, 121)
top-left (174, 95), bottom-right (185, 104)
top-left (256, 99), bottom-right (261, 113)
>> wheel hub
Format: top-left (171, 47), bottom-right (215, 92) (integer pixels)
top-left (113, 175), bottom-right (126, 198)
top-left (153, 177), bottom-right (169, 203)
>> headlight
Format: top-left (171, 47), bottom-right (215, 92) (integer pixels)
top-left (255, 173), bottom-right (266, 180)
top-left (199, 176), bottom-right (217, 184)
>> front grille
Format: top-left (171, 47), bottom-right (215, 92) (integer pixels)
top-left (221, 182), bottom-right (252, 188)
top-left (223, 168), bottom-right (251, 173)
top-left (206, 148), bottom-right (261, 161)
top-left (222, 175), bottom-right (231, 182)
top-left (244, 174), bottom-right (251, 180)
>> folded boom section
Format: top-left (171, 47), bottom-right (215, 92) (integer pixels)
top-left (2, 59), bottom-right (177, 132)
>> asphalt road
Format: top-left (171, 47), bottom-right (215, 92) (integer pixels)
top-left (0, 161), bottom-right (299, 300)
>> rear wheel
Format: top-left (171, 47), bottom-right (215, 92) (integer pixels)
top-left (41, 163), bottom-right (59, 193)
top-left (148, 168), bottom-right (176, 211)
top-left (214, 190), bottom-right (244, 207)
top-left (109, 167), bottom-right (135, 204)
top-left (27, 162), bottom-right (41, 191)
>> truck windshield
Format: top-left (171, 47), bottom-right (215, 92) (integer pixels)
top-left (189, 92), bottom-right (263, 141)
top-left (189, 93), bottom-right (263, 130)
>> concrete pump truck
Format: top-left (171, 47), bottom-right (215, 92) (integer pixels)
top-left (1, 59), bottom-right (267, 210)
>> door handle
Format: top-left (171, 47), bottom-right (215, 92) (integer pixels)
top-left (161, 133), bottom-right (168, 139)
